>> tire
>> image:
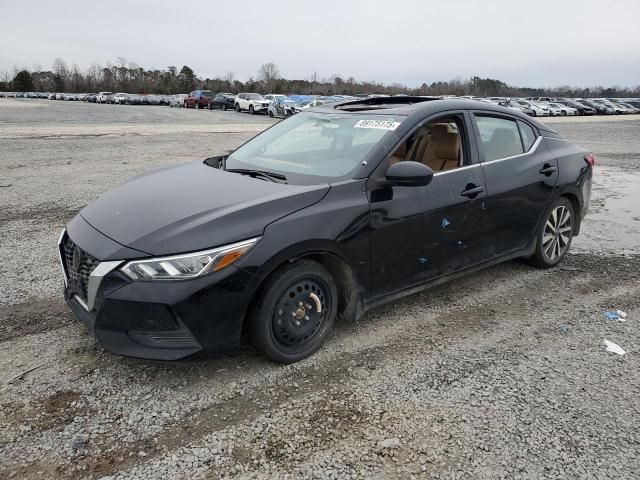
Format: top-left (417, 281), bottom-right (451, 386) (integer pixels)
top-left (235, 103), bottom-right (241, 112)
top-left (561, 110), bottom-right (567, 116)
top-left (531, 111), bottom-right (537, 117)
top-left (249, 104), bottom-right (255, 114)
top-left (268, 110), bottom-right (274, 117)
top-left (528, 197), bottom-right (574, 268)
top-left (195, 102), bottom-right (201, 110)
top-left (222, 104), bottom-right (227, 111)
top-left (250, 260), bottom-right (338, 364)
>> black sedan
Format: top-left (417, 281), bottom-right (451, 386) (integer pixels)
top-left (59, 97), bottom-right (594, 363)
top-left (557, 100), bottom-right (596, 116)
top-left (208, 93), bottom-right (236, 111)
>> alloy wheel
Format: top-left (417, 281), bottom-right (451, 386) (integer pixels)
top-left (542, 205), bottom-right (572, 261)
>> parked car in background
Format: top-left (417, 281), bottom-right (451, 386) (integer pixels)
top-left (184, 90), bottom-right (213, 109)
top-left (578, 99), bottom-right (614, 115)
top-left (235, 93), bottom-right (270, 114)
top-left (503, 100), bottom-right (535, 116)
top-left (513, 100), bottom-right (549, 117)
top-left (264, 94), bottom-right (288, 103)
top-left (112, 93), bottom-right (129, 104)
top-left (556, 99), bottom-right (595, 116)
top-left (169, 94), bottom-right (188, 108)
top-left (96, 92), bottom-right (113, 103)
top-left (546, 102), bottom-right (577, 116)
top-left (208, 93), bottom-right (236, 110)
top-left (84, 93), bottom-right (98, 103)
top-left (268, 97), bottom-right (296, 117)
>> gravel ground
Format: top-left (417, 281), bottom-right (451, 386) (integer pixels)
top-left (1, 99), bottom-right (639, 479)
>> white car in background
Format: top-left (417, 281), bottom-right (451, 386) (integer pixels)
top-left (234, 93), bottom-right (270, 114)
top-left (96, 92), bottom-right (113, 103)
top-left (264, 94), bottom-right (288, 103)
top-left (112, 93), bottom-right (129, 104)
top-left (514, 100), bottom-right (549, 117)
top-left (169, 94), bottom-right (188, 107)
top-left (547, 102), bottom-right (577, 116)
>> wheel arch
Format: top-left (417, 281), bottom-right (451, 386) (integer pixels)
top-left (555, 187), bottom-right (583, 236)
top-left (239, 245), bottom-right (362, 342)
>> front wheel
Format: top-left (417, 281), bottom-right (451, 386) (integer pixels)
top-left (250, 260), bottom-right (338, 364)
top-left (222, 104), bottom-right (227, 111)
top-left (268, 110), bottom-right (274, 117)
top-left (528, 197), bottom-right (574, 268)
top-left (235, 103), bottom-right (241, 112)
top-left (249, 104), bottom-right (255, 114)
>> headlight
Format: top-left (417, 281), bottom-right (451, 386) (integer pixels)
top-left (121, 237), bottom-right (259, 281)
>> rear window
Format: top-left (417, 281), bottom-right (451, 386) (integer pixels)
top-left (476, 116), bottom-right (524, 162)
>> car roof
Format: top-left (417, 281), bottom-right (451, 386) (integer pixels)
top-left (311, 96), bottom-right (556, 133)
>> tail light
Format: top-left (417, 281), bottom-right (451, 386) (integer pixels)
top-left (584, 153), bottom-right (595, 168)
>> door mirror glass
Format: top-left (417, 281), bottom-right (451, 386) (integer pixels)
top-left (385, 161), bottom-right (434, 187)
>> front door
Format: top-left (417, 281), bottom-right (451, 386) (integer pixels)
top-left (368, 113), bottom-right (488, 296)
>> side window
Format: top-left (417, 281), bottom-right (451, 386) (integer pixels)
top-left (518, 120), bottom-right (537, 151)
top-left (475, 116), bottom-right (524, 162)
top-left (388, 115), bottom-right (467, 172)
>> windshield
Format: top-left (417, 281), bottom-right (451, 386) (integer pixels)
top-left (225, 112), bottom-right (403, 182)
top-left (247, 93), bottom-right (263, 100)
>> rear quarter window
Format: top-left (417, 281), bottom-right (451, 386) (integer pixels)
top-left (518, 120), bottom-right (537, 151)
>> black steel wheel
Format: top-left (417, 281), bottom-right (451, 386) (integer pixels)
top-left (529, 197), bottom-right (574, 268)
top-left (250, 260), bottom-right (337, 363)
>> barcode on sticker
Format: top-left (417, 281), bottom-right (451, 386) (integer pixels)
top-left (354, 120), bottom-right (401, 130)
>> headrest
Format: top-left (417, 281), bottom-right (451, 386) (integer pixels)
top-left (429, 124), bottom-right (449, 139)
top-left (490, 128), bottom-right (519, 146)
top-left (434, 133), bottom-right (460, 161)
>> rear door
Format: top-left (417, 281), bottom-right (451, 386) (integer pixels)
top-left (472, 113), bottom-right (559, 256)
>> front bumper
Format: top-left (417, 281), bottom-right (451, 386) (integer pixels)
top-left (60, 222), bottom-right (260, 360)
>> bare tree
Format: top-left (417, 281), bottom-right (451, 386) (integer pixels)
top-left (257, 62), bottom-right (280, 92)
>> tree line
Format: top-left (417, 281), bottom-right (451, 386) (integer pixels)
top-left (2, 58), bottom-right (639, 98)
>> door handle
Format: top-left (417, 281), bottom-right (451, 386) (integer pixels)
top-left (539, 164), bottom-right (557, 175)
top-left (461, 185), bottom-right (485, 197)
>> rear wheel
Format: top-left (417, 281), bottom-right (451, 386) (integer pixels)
top-left (561, 110), bottom-right (567, 116)
top-left (222, 104), bottom-right (227, 111)
top-left (250, 260), bottom-right (338, 364)
top-left (195, 102), bottom-right (201, 110)
top-left (235, 103), bottom-right (241, 112)
top-left (268, 110), bottom-right (274, 117)
top-left (529, 197), bottom-right (574, 268)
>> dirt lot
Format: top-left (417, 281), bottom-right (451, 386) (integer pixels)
top-left (1, 99), bottom-right (639, 479)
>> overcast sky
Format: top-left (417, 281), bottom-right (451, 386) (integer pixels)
top-left (1, 0), bottom-right (639, 88)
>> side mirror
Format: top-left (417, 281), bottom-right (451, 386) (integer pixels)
top-left (385, 161), bottom-right (434, 187)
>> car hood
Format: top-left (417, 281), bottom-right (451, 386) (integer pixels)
top-left (80, 161), bottom-right (330, 256)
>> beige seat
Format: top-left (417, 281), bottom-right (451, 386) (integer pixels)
top-left (423, 132), bottom-right (460, 171)
top-left (389, 142), bottom-right (407, 165)
top-left (389, 122), bottom-right (461, 171)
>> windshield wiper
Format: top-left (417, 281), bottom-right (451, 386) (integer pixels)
top-left (226, 168), bottom-right (287, 183)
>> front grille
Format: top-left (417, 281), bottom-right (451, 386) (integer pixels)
top-left (61, 236), bottom-right (100, 301)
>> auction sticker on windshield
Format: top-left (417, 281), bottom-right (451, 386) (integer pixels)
top-left (354, 119), bottom-right (401, 130)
